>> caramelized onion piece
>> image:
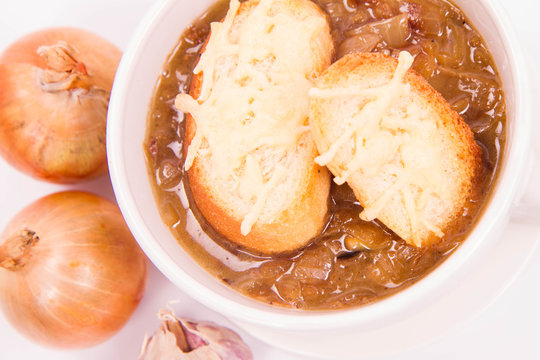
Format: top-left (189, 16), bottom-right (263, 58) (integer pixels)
top-left (337, 32), bottom-right (381, 59)
top-left (368, 13), bottom-right (412, 48)
top-left (343, 222), bottom-right (393, 251)
top-left (338, 13), bottom-right (411, 58)
top-left (435, 21), bottom-right (467, 68)
top-left (407, 0), bottom-right (446, 36)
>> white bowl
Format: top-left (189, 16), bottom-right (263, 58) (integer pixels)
top-left (107, 0), bottom-right (532, 339)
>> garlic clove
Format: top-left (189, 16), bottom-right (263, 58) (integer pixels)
top-left (139, 329), bottom-right (186, 360)
top-left (139, 310), bottom-right (253, 360)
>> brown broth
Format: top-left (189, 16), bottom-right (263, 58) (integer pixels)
top-left (144, 0), bottom-right (505, 310)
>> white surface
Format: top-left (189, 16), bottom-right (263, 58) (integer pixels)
top-left (0, 0), bottom-right (539, 359)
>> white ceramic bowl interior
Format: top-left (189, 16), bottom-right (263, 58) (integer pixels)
top-left (107, 0), bottom-right (532, 331)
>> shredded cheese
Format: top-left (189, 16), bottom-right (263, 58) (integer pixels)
top-left (175, 0), bottom-right (329, 235)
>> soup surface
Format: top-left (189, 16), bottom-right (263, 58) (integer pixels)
top-left (145, 0), bottom-right (505, 310)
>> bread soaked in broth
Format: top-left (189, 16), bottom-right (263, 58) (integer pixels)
top-left (175, 0), bottom-right (334, 254)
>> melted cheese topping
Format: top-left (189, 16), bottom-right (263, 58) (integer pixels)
top-left (175, 0), bottom-right (328, 235)
top-left (310, 52), bottom-right (449, 246)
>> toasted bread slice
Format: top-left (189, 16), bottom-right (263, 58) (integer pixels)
top-left (175, 0), bottom-right (334, 254)
top-left (309, 52), bottom-right (484, 247)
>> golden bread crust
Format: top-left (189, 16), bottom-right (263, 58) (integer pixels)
top-left (183, 0), bottom-right (333, 254)
top-left (310, 52), bottom-right (484, 246)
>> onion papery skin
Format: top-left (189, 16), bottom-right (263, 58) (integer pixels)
top-left (0, 191), bottom-right (147, 349)
top-left (0, 28), bottom-right (122, 183)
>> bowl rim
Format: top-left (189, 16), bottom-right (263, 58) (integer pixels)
top-left (107, 0), bottom-right (533, 330)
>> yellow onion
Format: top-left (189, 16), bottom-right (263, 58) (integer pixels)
top-left (0, 28), bottom-right (121, 183)
top-left (0, 191), bottom-right (147, 348)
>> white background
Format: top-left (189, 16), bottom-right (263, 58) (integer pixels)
top-left (0, 0), bottom-right (539, 359)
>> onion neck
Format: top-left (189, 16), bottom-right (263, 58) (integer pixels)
top-left (0, 229), bottom-right (39, 271)
top-left (37, 41), bottom-right (92, 92)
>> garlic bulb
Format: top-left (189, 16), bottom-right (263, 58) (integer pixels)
top-left (138, 310), bottom-right (253, 360)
